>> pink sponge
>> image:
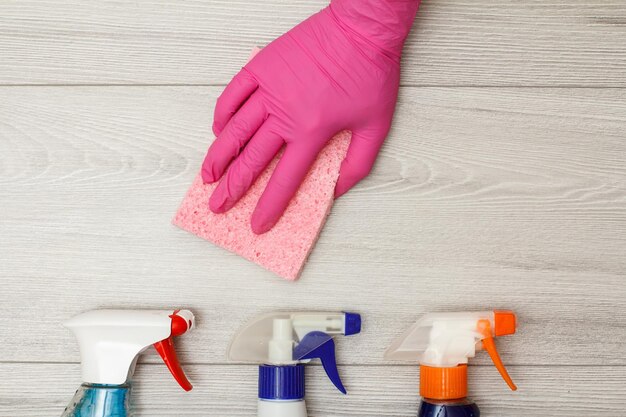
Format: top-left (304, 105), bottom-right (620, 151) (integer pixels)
top-left (173, 131), bottom-right (351, 281)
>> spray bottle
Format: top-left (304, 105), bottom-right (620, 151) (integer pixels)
top-left (62, 309), bottom-right (195, 417)
top-left (385, 311), bottom-right (518, 417)
top-left (229, 311), bottom-right (361, 417)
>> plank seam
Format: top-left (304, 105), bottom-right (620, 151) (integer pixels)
top-left (1, 84), bottom-right (626, 89)
top-left (2, 362), bottom-right (624, 368)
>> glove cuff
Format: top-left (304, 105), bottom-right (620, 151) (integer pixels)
top-left (329, 0), bottom-right (420, 56)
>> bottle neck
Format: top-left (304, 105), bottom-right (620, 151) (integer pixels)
top-left (258, 398), bottom-right (307, 417)
top-left (418, 398), bottom-right (480, 417)
top-left (62, 383), bottom-right (131, 417)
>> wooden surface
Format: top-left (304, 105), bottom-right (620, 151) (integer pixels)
top-left (1, 1), bottom-right (625, 416)
top-left (2, 0), bottom-right (626, 86)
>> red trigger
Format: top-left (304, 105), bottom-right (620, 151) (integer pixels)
top-left (154, 337), bottom-right (193, 391)
top-left (153, 312), bottom-right (193, 391)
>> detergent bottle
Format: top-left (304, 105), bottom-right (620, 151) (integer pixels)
top-left (62, 309), bottom-right (195, 417)
top-left (229, 311), bottom-right (361, 417)
top-left (385, 311), bottom-right (517, 417)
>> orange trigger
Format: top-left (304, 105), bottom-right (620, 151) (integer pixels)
top-left (477, 319), bottom-right (517, 391)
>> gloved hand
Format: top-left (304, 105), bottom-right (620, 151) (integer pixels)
top-left (202, 0), bottom-right (420, 234)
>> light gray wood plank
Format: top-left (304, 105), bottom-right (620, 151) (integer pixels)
top-left (1, 0), bottom-right (626, 86)
top-left (1, 363), bottom-right (624, 417)
top-left (0, 86), bottom-right (625, 366)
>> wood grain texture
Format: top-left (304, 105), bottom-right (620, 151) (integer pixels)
top-left (1, 363), bottom-right (625, 417)
top-left (2, 1), bottom-right (626, 415)
top-left (1, 86), bottom-right (624, 368)
top-left (1, 0), bottom-right (626, 86)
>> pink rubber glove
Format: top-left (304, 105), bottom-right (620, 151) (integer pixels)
top-left (202, 0), bottom-right (420, 234)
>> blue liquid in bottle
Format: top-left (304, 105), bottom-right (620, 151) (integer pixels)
top-left (61, 384), bottom-right (131, 417)
top-left (418, 398), bottom-right (480, 417)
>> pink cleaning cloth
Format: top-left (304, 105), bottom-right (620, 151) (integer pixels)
top-left (173, 131), bottom-right (351, 281)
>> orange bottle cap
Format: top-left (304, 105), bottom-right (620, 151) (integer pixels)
top-left (420, 365), bottom-right (468, 400)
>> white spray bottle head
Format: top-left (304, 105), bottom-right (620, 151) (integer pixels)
top-left (385, 311), bottom-right (517, 400)
top-left (229, 311), bottom-right (361, 394)
top-left (65, 309), bottom-right (195, 390)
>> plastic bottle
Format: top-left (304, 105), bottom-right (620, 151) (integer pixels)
top-left (61, 309), bottom-right (195, 417)
top-left (385, 311), bottom-right (518, 417)
top-left (229, 311), bottom-right (361, 417)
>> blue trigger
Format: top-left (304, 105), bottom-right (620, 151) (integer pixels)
top-left (293, 331), bottom-right (347, 394)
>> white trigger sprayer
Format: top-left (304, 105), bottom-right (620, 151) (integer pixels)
top-left (229, 311), bottom-right (362, 417)
top-left (61, 309), bottom-right (195, 417)
top-left (385, 311), bottom-right (517, 416)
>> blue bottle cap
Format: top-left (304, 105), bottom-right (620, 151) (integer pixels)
top-left (258, 365), bottom-right (305, 400)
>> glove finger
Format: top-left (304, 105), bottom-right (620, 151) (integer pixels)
top-left (202, 93), bottom-right (266, 183)
top-left (213, 69), bottom-right (258, 136)
top-left (251, 143), bottom-right (320, 234)
top-left (335, 127), bottom-right (388, 198)
top-left (209, 122), bottom-right (284, 213)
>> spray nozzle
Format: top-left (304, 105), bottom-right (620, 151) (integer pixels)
top-left (65, 309), bottom-right (195, 390)
top-left (229, 311), bottom-right (361, 394)
top-left (385, 310), bottom-right (517, 399)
